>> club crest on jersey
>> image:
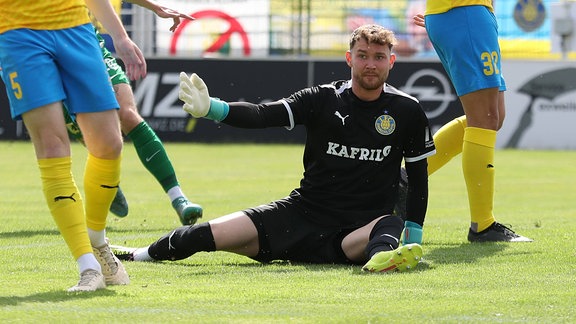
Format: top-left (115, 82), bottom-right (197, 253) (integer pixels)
top-left (375, 115), bottom-right (395, 135)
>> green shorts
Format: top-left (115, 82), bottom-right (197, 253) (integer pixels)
top-left (96, 28), bottom-right (130, 86)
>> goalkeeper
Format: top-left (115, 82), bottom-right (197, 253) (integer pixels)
top-left (65, 0), bottom-right (202, 225)
top-left (114, 24), bottom-right (436, 272)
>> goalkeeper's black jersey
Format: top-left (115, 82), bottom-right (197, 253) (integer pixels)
top-left (225, 80), bottom-right (435, 226)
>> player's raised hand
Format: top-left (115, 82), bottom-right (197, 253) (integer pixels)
top-left (413, 14), bottom-right (425, 28)
top-left (179, 72), bottom-right (210, 118)
top-left (154, 6), bottom-right (194, 32)
top-left (113, 36), bottom-right (147, 80)
top-left (126, 0), bottom-right (194, 32)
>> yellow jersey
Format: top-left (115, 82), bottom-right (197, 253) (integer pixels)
top-left (426, 0), bottom-right (493, 15)
top-left (0, 0), bottom-right (90, 34)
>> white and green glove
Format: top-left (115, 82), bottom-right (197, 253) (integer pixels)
top-left (179, 72), bottom-right (229, 121)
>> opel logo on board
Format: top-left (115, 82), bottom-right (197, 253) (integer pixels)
top-left (400, 69), bottom-right (457, 119)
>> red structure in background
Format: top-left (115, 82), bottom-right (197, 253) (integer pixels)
top-left (170, 10), bottom-right (251, 56)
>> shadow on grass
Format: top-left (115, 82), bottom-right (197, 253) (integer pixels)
top-left (144, 259), bottom-right (292, 269)
top-left (0, 289), bottom-right (116, 306)
top-left (146, 257), bottom-right (363, 275)
top-left (106, 226), bottom-right (175, 234)
top-left (117, 243), bottom-right (509, 277)
top-left (292, 243), bottom-right (506, 274)
top-left (0, 229), bottom-right (60, 239)
top-left (423, 242), bottom-right (507, 265)
top-left (0, 226), bottom-right (170, 239)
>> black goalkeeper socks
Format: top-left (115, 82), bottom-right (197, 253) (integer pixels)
top-left (365, 215), bottom-right (404, 258)
top-left (148, 222), bottom-right (216, 261)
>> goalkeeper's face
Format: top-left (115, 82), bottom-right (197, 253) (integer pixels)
top-left (346, 38), bottom-right (396, 92)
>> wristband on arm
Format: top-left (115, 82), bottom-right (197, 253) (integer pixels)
top-left (206, 98), bottom-right (230, 122)
top-left (402, 220), bottom-right (423, 245)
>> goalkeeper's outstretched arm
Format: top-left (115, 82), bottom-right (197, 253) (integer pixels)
top-left (223, 102), bottom-right (292, 129)
top-left (179, 72), bottom-right (291, 128)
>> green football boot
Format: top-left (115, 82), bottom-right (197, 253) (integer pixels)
top-left (109, 187), bottom-right (129, 217)
top-left (172, 197), bottom-right (203, 225)
top-left (362, 243), bottom-right (422, 273)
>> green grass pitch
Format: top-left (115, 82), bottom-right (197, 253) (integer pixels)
top-left (0, 141), bottom-right (575, 322)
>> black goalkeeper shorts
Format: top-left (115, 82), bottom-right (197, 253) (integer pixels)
top-left (243, 196), bottom-right (362, 265)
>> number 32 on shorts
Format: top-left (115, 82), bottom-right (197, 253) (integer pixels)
top-left (481, 51), bottom-right (500, 76)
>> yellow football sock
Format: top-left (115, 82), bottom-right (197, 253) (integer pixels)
top-left (428, 116), bottom-right (467, 175)
top-left (39, 157), bottom-right (92, 259)
top-left (462, 127), bottom-right (497, 232)
top-left (84, 154), bottom-right (121, 231)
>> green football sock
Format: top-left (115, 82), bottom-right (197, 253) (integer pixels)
top-left (127, 122), bottom-right (179, 192)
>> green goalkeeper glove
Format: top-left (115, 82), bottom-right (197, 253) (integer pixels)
top-left (179, 72), bottom-right (229, 121)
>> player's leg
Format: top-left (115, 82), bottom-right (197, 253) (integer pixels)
top-left (427, 116), bottom-right (467, 175)
top-left (394, 94), bottom-right (506, 221)
top-left (451, 8), bottom-right (517, 238)
top-left (76, 110), bottom-right (129, 285)
top-left (63, 107), bottom-right (85, 144)
top-left (340, 215), bottom-right (421, 272)
top-left (0, 27), bottom-right (106, 291)
top-left (115, 83), bottom-right (203, 225)
top-left (461, 90), bottom-right (532, 242)
top-left (117, 211), bottom-right (258, 261)
top-left (61, 23), bottom-right (130, 285)
top-left (97, 24), bottom-right (201, 224)
top-left (30, 110), bottom-right (110, 290)
top-left (23, 103), bottom-right (106, 290)
top-left (497, 91), bottom-right (506, 130)
top-left (426, 91), bottom-right (506, 175)
top-left (459, 87), bottom-right (499, 231)
top-left (62, 105), bottom-right (130, 217)
top-left (426, 7), bottom-right (531, 242)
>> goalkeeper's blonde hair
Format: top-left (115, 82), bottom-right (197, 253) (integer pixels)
top-left (349, 24), bottom-right (398, 51)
